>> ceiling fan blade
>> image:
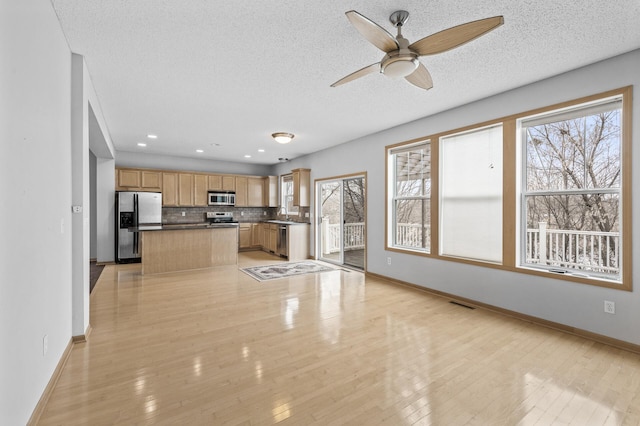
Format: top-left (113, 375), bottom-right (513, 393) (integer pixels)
top-left (345, 10), bottom-right (399, 53)
top-left (331, 63), bottom-right (380, 87)
top-left (405, 63), bottom-right (433, 90)
top-left (409, 16), bottom-right (504, 56)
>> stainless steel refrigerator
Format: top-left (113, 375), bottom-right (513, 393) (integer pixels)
top-left (115, 191), bottom-right (162, 263)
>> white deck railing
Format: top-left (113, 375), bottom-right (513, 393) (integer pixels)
top-left (323, 220), bottom-right (620, 276)
top-left (322, 221), bottom-right (365, 254)
top-left (526, 222), bottom-right (620, 275)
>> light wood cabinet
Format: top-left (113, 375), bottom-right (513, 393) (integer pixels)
top-left (252, 223), bottom-right (263, 246)
top-left (208, 175), bottom-right (222, 190)
top-left (141, 171), bottom-right (162, 191)
top-left (235, 176), bottom-right (248, 207)
top-left (118, 169), bottom-right (140, 188)
top-left (178, 173), bottom-right (194, 206)
top-left (268, 224), bottom-right (278, 253)
top-left (263, 176), bottom-right (278, 207)
top-left (162, 173), bottom-right (178, 206)
top-left (239, 223), bottom-right (252, 249)
top-left (287, 224), bottom-right (310, 261)
top-left (116, 168), bottom-right (163, 192)
top-left (292, 168), bottom-right (311, 207)
top-left (222, 176), bottom-right (235, 191)
top-left (248, 177), bottom-right (264, 207)
top-left (194, 174), bottom-right (208, 206)
top-left (162, 173), bottom-right (193, 206)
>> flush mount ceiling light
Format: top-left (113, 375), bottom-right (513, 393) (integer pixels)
top-left (147, 134), bottom-right (157, 139)
top-left (272, 132), bottom-right (295, 144)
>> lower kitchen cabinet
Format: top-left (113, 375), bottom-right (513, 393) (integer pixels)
top-left (267, 224), bottom-right (278, 253)
top-left (287, 224), bottom-right (310, 261)
top-left (252, 223), bottom-right (263, 246)
top-left (239, 224), bottom-right (252, 249)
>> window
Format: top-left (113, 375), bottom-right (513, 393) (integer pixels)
top-left (519, 96), bottom-right (623, 281)
top-left (280, 174), bottom-right (299, 216)
top-left (385, 86), bottom-right (631, 289)
top-left (440, 125), bottom-right (503, 263)
top-left (389, 141), bottom-right (431, 252)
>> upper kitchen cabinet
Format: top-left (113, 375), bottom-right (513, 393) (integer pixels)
top-left (235, 176), bottom-right (248, 207)
top-left (118, 169), bottom-right (140, 188)
top-left (194, 174), bottom-right (208, 206)
top-left (178, 173), bottom-right (194, 206)
top-left (116, 168), bottom-right (162, 192)
top-left (222, 176), bottom-right (235, 191)
top-left (162, 172), bottom-right (193, 206)
top-left (162, 172), bottom-right (178, 206)
top-left (248, 177), bottom-right (264, 207)
top-left (292, 168), bottom-right (311, 207)
top-left (263, 176), bottom-right (278, 207)
top-left (208, 175), bottom-right (222, 191)
top-left (140, 171), bottom-right (162, 191)
top-left (235, 176), bottom-right (264, 207)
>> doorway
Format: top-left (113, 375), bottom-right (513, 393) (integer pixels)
top-left (317, 174), bottom-right (366, 270)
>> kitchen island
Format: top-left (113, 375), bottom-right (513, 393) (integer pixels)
top-left (134, 224), bottom-right (238, 275)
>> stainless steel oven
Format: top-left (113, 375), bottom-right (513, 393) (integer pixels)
top-left (208, 191), bottom-right (235, 206)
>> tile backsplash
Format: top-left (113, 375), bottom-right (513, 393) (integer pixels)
top-left (163, 206), bottom-right (310, 224)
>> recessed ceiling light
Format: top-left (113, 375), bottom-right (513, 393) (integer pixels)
top-left (210, 143), bottom-right (220, 147)
top-left (196, 149), bottom-right (204, 153)
top-left (258, 149), bottom-right (265, 153)
top-left (147, 134), bottom-right (157, 139)
top-left (137, 143), bottom-right (147, 147)
top-left (244, 155), bottom-right (251, 158)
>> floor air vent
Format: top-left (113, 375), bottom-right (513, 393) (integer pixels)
top-left (449, 301), bottom-right (476, 310)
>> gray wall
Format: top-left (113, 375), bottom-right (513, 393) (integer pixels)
top-left (116, 150), bottom-right (273, 176)
top-left (89, 151), bottom-right (97, 259)
top-left (275, 49), bottom-right (640, 346)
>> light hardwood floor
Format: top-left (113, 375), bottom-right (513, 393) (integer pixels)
top-left (37, 251), bottom-right (640, 425)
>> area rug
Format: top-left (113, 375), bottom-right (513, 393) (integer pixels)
top-left (241, 261), bottom-right (337, 282)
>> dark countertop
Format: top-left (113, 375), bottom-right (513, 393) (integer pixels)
top-left (129, 223), bottom-right (239, 232)
top-left (263, 220), bottom-right (310, 225)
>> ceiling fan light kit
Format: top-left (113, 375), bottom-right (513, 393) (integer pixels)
top-left (272, 132), bottom-right (295, 144)
top-left (331, 10), bottom-right (504, 90)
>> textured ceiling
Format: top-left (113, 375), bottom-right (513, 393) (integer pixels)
top-left (51, 0), bottom-right (640, 165)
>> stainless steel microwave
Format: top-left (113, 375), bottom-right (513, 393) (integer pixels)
top-left (208, 191), bottom-right (235, 206)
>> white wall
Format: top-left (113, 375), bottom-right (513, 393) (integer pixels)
top-left (0, 0), bottom-right (74, 424)
top-left (276, 49), bottom-right (640, 346)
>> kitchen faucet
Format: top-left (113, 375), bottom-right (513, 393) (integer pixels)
top-left (280, 206), bottom-right (290, 221)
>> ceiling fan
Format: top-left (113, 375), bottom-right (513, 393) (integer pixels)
top-left (331, 10), bottom-right (504, 90)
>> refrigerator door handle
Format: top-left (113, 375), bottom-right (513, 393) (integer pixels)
top-left (133, 193), bottom-right (139, 255)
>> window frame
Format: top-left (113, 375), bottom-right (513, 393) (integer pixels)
top-left (517, 95), bottom-right (624, 282)
top-left (388, 140), bottom-right (432, 253)
top-left (280, 174), bottom-right (299, 216)
top-left (384, 86), bottom-right (632, 291)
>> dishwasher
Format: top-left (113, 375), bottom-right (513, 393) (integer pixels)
top-left (277, 225), bottom-right (288, 257)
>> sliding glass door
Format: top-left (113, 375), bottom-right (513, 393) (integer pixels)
top-left (317, 176), bottom-right (366, 270)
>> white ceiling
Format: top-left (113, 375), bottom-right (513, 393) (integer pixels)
top-left (51, 0), bottom-right (640, 165)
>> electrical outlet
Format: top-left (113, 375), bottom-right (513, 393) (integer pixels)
top-left (181, 211), bottom-right (186, 217)
top-left (263, 211), bottom-right (267, 216)
top-left (604, 300), bottom-right (615, 314)
top-left (43, 334), bottom-right (48, 356)
top-left (387, 257), bottom-right (391, 265)
top-left (241, 211), bottom-right (244, 216)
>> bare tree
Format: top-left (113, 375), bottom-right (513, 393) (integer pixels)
top-left (526, 110), bottom-right (621, 267)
